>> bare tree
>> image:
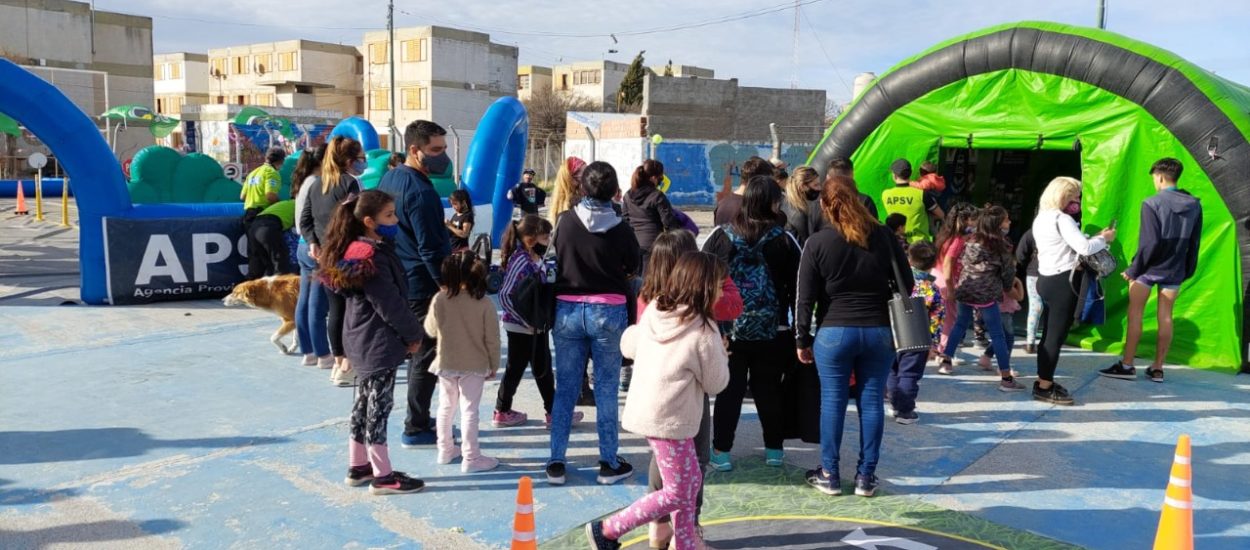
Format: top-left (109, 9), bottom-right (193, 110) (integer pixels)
top-left (824, 98), bottom-right (844, 126)
top-left (523, 87), bottom-right (598, 136)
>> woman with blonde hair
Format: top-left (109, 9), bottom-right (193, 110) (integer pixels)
top-left (547, 156), bottom-right (588, 225)
top-left (1029, 176), bottom-right (1116, 405)
top-left (782, 166), bottom-right (824, 246)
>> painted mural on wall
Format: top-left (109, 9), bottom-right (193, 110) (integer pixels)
top-left (659, 142), bottom-right (814, 206)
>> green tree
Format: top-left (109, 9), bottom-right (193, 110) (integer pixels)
top-left (663, 59), bottom-right (674, 77)
top-left (616, 50), bottom-right (647, 112)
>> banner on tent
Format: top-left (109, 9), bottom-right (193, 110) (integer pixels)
top-left (103, 216), bottom-right (247, 304)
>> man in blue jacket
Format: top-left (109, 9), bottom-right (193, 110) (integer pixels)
top-left (379, 120), bottom-right (452, 445)
top-left (1100, 158), bottom-right (1202, 383)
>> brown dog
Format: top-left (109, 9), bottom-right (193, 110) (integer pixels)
top-left (223, 275), bottom-right (301, 354)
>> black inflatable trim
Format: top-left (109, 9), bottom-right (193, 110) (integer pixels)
top-left (810, 27), bottom-right (1250, 369)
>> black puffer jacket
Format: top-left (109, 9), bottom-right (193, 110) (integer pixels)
top-left (321, 239), bottom-right (425, 376)
top-left (623, 185), bottom-right (680, 258)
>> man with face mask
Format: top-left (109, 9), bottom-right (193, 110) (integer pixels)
top-left (379, 120), bottom-right (453, 446)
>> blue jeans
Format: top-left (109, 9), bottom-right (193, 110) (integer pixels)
top-left (943, 302), bottom-right (1011, 373)
top-left (984, 312), bottom-right (1015, 361)
top-left (295, 241), bottom-right (330, 357)
top-left (886, 350), bottom-right (927, 415)
top-left (813, 326), bottom-right (894, 477)
top-left (549, 301), bottom-right (627, 468)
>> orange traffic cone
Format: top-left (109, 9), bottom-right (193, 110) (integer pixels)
top-left (1154, 434), bottom-right (1194, 550)
top-left (14, 181), bottom-right (29, 215)
top-left (511, 475), bottom-right (537, 550)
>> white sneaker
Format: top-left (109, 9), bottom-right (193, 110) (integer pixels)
top-left (332, 366), bottom-right (355, 387)
top-left (461, 455), bottom-right (499, 473)
top-left (316, 356), bottom-right (335, 370)
top-left (302, 354), bottom-right (317, 367)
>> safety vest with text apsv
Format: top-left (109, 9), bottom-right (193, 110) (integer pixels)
top-left (882, 185), bottom-right (931, 243)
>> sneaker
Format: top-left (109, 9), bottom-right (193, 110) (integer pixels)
top-left (977, 355), bottom-right (993, 371)
top-left (975, 333), bottom-right (990, 348)
top-left (894, 410), bottom-right (919, 425)
top-left (369, 471), bottom-right (425, 495)
top-left (436, 446), bottom-right (461, 465)
top-left (400, 429), bottom-right (437, 448)
top-left (1147, 367), bottom-right (1165, 383)
top-left (492, 409), bottom-right (528, 428)
top-left (543, 411), bottom-right (585, 429)
top-left (765, 448), bottom-right (785, 467)
top-left (584, 521), bottom-right (621, 550)
top-left (546, 461), bottom-right (566, 485)
top-left (1033, 381), bottom-right (1075, 406)
top-left (597, 458), bottom-right (634, 485)
top-left (709, 450), bottom-right (732, 472)
top-left (344, 465), bottom-right (374, 486)
top-left (805, 467), bottom-right (841, 495)
top-left (461, 455), bottom-right (500, 473)
top-left (1099, 361), bottom-right (1137, 380)
top-left (937, 360), bottom-right (954, 376)
top-left (620, 365), bottom-right (633, 392)
top-left (1011, 368), bottom-right (1021, 378)
top-left (316, 355), bottom-right (335, 369)
top-left (855, 474), bottom-right (879, 497)
top-left (302, 354), bottom-right (317, 367)
top-left (998, 377), bottom-right (1026, 392)
top-left (331, 366), bottom-right (355, 387)
top-left (1024, 343), bottom-right (1037, 354)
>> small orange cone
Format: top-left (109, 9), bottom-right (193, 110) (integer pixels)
top-left (1154, 434), bottom-right (1194, 550)
top-left (511, 475), bottom-right (537, 550)
top-left (14, 181), bottom-right (29, 215)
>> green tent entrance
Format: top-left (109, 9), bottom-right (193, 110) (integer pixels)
top-left (810, 21), bottom-right (1250, 373)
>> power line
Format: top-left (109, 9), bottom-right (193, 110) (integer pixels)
top-left (799, 7), bottom-right (852, 98)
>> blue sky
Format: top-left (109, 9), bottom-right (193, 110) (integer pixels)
top-left (107, 0), bottom-right (1250, 104)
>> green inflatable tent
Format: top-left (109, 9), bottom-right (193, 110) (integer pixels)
top-left (810, 21), bottom-right (1250, 373)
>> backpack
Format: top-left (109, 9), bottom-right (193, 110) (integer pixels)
top-left (724, 225), bottom-right (782, 342)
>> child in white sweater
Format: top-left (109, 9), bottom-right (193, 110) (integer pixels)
top-left (585, 251), bottom-right (730, 550)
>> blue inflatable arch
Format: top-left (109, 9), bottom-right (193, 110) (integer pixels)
top-left (329, 116), bottom-right (381, 152)
top-left (461, 97), bottom-right (528, 245)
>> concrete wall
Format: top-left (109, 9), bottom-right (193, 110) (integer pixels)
top-left (642, 73), bottom-right (825, 143)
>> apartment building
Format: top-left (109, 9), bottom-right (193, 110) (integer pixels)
top-left (206, 40), bottom-right (362, 116)
top-left (0, 0), bottom-right (154, 163)
top-left (361, 26), bottom-right (518, 150)
top-left (517, 65), bottom-right (552, 101)
top-left (152, 52), bottom-right (209, 147)
top-left (550, 60), bottom-right (714, 110)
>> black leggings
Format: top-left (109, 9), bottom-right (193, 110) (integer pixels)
top-left (1036, 271), bottom-right (1079, 382)
top-left (246, 215), bottom-right (291, 279)
top-left (496, 330), bottom-right (555, 413)
top-left (712, 333), bottom-right (788, 452)
top-left (327, 291), bottom-right (346, 357)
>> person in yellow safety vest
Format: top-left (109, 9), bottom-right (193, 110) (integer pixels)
top-left (882, 158), bottom-right (944, 243)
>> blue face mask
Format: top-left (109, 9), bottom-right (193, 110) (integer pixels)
top-left (376, 223), bottom-right (399, 239)
top-left (352, 160), bottom-right (368, 175)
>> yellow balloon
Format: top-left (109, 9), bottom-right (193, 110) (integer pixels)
top-left (660, 174), bottom-right (671, 193)
top-left (651, 134), bottom-right (664, 146)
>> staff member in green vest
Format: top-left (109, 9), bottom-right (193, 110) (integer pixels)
top-left (246, 198), bottom-right (297, 279)
top-left (882, 159), bottom-right (944, 242)
top-left (241, 148), bottom-right (287, 222)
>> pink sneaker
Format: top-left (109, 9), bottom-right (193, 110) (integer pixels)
top-left (492, 410), bottom-right (528, 428)
top-left (437, 446), bottom-right (461, 465)
top-left (461, 455), bottom-right (500, 473)
top-left (544, 411), bottom-right (585, 429)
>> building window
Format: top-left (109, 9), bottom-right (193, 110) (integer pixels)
top-left (169, 96), bottom-right (183, 114)
top-left (170, 63), bottom-right (181, 79)
top-left (236, 95), bottom-right (246, 105)
top-left (154, 64), bottom-right (164, 80)
top-left (156, 97), bottom-right (165, 112)
top-left (560, 74), bottom-right (569, 90)
top-left (518, 74), bottom-right (531, 90)
top-left (402, 87), bottom-right (428, 110)
top-left (210, 58), bottom-right (226, 77)
top-left (278, 52), bottom-right (297, 72)
top-left (254, 54), bottom-right (272, 74)
top-left (232, 56), bottom-right (248, 75)
top-left (371, 88), bottom-right (390, 111)
top-left (573, 70), bottom-right (601, 85)
top-left (215, 96), bottom-right (225, 104)
top-left (369, 42), bottom-right (389, 65)
top-left (402, 39), bottom-right (428, 62)
top-left (254, 93), bottom-right (275, 107)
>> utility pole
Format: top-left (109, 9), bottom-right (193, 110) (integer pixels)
top-left (1097, 0), bottom-right (1107, 29)
top-left (791, 0), bottom-right (800, 89)
top-left (387, 0), bottom-right (397, 151)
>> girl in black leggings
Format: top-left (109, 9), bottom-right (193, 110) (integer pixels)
top-left (1030, 177), bottom-right (1116, 405)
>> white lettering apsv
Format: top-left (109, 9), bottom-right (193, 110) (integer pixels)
top-left (134, 232), bottom-right (245, 286)
top-left (135, 235), bottom-right (188, 285)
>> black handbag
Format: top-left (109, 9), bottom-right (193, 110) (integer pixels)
top-left (887, 250), bottom-right (932, 354)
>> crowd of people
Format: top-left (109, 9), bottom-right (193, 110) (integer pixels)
top-left (260, 116), bottom-right (1202, 550)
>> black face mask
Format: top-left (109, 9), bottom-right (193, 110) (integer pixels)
top-left (532, 243), bottom-right (549, 256)
top-left (805, 188), bottom-right (821, 201)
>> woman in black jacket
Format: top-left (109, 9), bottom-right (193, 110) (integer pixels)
top-left (299, 136), bottom-right (363, 386)
top-left (796, 176), bottom-right (912, 499)
top-left (623, 159), bottom-right (680, 271)
top-left (702, 175), bottom-right (801, 472)
top-left (781, 166), bottom-right (824, 246)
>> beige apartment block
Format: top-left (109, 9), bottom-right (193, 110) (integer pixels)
top-left (207, 40), bottom-right (362, 117)
top-left (518, 65), bottom-right (552, 102)
top-left (361, 25), bottom-right (517, 151)
top-left (0, 0), bottom-right (154, 163)
top-left (152, 52), bottom-right (209, 147)
top-left (551, 60), bottom-right (630, 111)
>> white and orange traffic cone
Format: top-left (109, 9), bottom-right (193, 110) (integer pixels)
top-left (14, 181), bottom-right (28, 215)
top-left (1154, 434), bottom-right (1193, 550)
top-left (511, 475), bottom-right (537, 550)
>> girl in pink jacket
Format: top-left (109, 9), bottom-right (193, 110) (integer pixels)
top-left (585, 251), bottom-right (731, 550)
